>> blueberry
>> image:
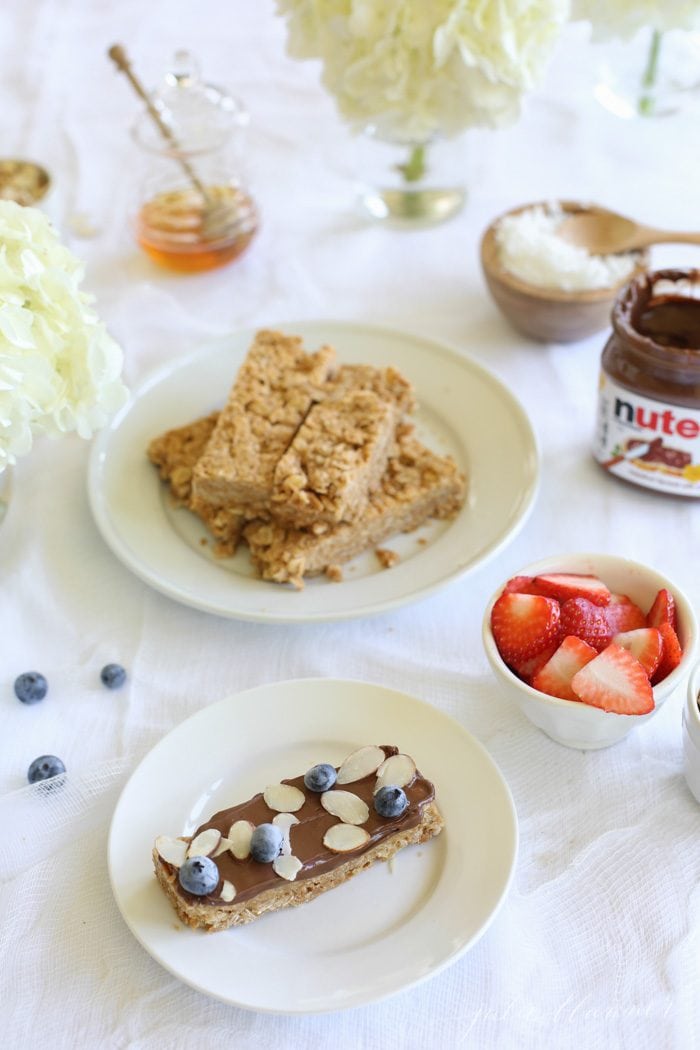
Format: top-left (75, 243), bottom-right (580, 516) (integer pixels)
top-left (100, 664), bottom-right (126, 690)
top-left (178, 856), bottom-right (219, 896)
top-left (250, 823), bottom-right (284, 863)
top-left (27, 755), bottom-right (66, 784)
top-left (304, 763), bottom-right (337, 793)
top-left (14, 672), bottom-right (48, 704)
top-left (374, 786), bottom-right (408, 819)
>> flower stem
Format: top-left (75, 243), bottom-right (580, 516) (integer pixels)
top-left (638, 29), bottom-right (662, 116)
top-left (397, 143), bottom-right (427, 183)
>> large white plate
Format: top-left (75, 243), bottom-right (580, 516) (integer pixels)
top-left (108, 678), bottom-right (518, 1013)
top-left (88, 321), bottom-right (538, 623)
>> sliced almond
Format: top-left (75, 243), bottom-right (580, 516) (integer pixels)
top-left (155, 836), bottom-right (188, 868)
top-left (272, 812), bottom-right (300, 856)
top-left (336, 745), bottom-right (385, 784)
top-left (213, 837), bottom-right (233, 857)
top-left (374, 754), bottom-right (416, 794)
top-left (220, 880), bottom-right (236, 903)
top-left (228, 819), bottom-right (255, 860)
top-left (323, 824), bottom-right (371, 853)
top-left (321, 789), bottom-right (369, 825)
top-left (272, 854), bottom-right (303, 881)
top-left (263, 783), bottom-right (306, 813)
top-left (186, 828), bottom-right (222, 858)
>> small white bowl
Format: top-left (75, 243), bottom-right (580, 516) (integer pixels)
top-left (682, 662), bottom-right (700, 803)
top-left (482, 552), bottom-right (698, 750)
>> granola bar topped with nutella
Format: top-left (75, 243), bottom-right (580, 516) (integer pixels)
top-left (147, 328), bottom-right (466, 588)
top-left (153, 745), bottom-right (443, 931)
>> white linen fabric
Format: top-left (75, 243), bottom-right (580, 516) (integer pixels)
top-left (1, 3), bottom-right (699, 1048)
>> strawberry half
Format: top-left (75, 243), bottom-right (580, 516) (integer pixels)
top-left (534, 573), bottom-right (610, 607)
top-left (646, 588), bottom-right (678, 632)
top-left (652, 622), bottom-right (683, 684)
top-left (571, 644), bottom-right (654, 715)
top-left (531, 635), bottom-right (598, 701)
top-left (603, 597), bottom-right (646, 636)
top-left (613, 628), bottom-right (663, 679)
top-left (490, 592), bottom-right (561, 666)
top-left (559, 597), bottom-right (612, 652)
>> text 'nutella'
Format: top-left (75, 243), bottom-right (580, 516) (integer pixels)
top-left (594, 268), bottom-right (700, 497)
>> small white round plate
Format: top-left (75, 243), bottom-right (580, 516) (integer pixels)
top-left (88, 320), bottom-right (538, 623)
top-left (108, 678), bottom-right (518, 1014)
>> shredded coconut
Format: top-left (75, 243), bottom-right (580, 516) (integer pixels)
top-left (495, 203), bottom-right (639, 292)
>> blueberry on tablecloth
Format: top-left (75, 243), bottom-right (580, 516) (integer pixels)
top-left (14, 672), bottom-right (48, 704)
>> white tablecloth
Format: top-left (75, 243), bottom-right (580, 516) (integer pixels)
top-left (2, 3), bottom-right (699, 1047)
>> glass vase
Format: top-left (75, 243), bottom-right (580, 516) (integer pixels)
top-left (0, 468), bottom-right (11, 527)
top-left (594, 27), bottom-right (700, 119)
top-left (357, 132), bottom-right (466, 226)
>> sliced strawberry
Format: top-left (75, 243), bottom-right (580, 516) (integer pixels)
top-left (613, 628), bottom-right (663, 679)
top-left (652, 622), bottom-right (683, 684)
top-left (509, 642), bottom-right (559, 682)
top-left (603, 598), bottom-right (646, 636)
top-left (503, 575), bottom-right (533, 593)
top-left (571, 644), bottom-right (654, 715)
top-left (503, 575), bottom-right (548, 596)
top-left (490, 592), bottom-right (561, 665)
top-left (647, 588), bottom-right (678, 632)
top-left (559, 597), bottom-right (612, 652)
top-left (531, 636), bottom-right (598, 701)
top-left (534, 573), bottom-right (610, 607)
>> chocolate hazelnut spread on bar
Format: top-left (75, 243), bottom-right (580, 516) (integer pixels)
top-left (154, 745), bottom-right (442, 928)
top-left (594, 268), bottom-right (700, 497)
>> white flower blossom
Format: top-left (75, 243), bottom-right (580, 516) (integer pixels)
top-left (571, 1), bottom-right (700, 41)
top-left (276, 0), bottom-right (570, 142)
top-left (0, 200), bottom-right (128, 473)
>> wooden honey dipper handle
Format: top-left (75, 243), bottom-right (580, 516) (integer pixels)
top-left (108, 44), bottom-right (208, 199)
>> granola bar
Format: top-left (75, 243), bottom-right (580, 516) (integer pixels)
top-left (270, 389), bottom-right (397, 528)
top-left (244, 431), bottom-right (466, 588)
top-left (320, 363), bottom-right (416, 415)
top-left (147, 412), bottom-right (219, 505)
top-left (153, 745), bottom-right (443, 932)
top-left (147, 413), bottom-right (246, 555)
top-left (191, 330), bottom-right (336, 508)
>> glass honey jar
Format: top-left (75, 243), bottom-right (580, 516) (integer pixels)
top-left (131, 50), bottom-right (258, 272)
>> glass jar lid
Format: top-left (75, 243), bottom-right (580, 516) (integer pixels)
top-left (132, 50), bottom-right (248, 156)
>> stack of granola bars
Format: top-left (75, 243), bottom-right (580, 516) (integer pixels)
top-left (148, 330), bottom-right (465, 589)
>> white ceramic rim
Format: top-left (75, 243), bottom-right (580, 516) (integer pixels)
top-left (686, 661), bottom-right (700, 738)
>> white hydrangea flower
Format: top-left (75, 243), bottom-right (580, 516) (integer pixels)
top-left (0, 200), bottom-right (128, 473)
top-left (276, 0), bottom-right (570, 143)
top-left (571, 1), bottom-right (700, 40)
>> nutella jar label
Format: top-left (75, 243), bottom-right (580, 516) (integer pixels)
top-left (594, 371), bottom-right (700, 497)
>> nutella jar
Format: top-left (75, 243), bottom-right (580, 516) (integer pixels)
top-left (594, 268), bottom-right (700, 497)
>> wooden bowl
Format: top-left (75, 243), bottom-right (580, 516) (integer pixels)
top-left (480, 201), bottom-right (649, 343)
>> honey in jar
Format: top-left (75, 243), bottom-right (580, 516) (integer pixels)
top-left (131, 51), bottom-right (258, 272)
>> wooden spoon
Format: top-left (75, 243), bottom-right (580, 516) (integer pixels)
top-left (557, 205), bottom-right (700, 256)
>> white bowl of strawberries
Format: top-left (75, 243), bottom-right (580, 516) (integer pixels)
top-left (482, 553), bottom-right (698, 750)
